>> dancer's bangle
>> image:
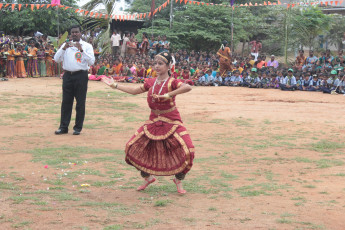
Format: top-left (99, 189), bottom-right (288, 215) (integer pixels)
top-left (163, 93), bottom-right (172, 99)
top-left (111, 82), bottom-right (118, 89)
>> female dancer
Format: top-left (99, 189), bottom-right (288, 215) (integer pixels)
top-left (102, 52), bottom-right (194, 194)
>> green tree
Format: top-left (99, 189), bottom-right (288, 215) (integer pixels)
top-left (0, 0), bottom-right (80, 36)
top-left (290, 7), bottom-right (331, 50)
top-left (325, 14), bottom-right (345, 50)
top-left (131, 0), bottom-right (260, 52)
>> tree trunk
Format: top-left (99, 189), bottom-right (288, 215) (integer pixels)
top-left (242, 41), bottom-right (245, 57)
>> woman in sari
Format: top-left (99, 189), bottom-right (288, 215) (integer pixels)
top-left (46, 44), bottom-right (55, 77)
top-left (14, 43), bottom-right (27, 78)
top-left (27, 40), bottom-right (39, 78)
top-left (37, 44), bottom-right (47, 77)
top-left (5, 44), bottom-right (16, 78)
top-left (101, 52), bottom-right (194, 194)
top-left (140, 32), bottom-right (149, 57)
top-left (217, 40), bottom-right (232, 76)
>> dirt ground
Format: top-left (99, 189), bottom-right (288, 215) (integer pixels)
top-left (0, 78), bottom-right (344, 230)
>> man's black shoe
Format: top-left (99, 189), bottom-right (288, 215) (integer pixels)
top-left (73, 130), bottom-right (81, 135)
top-left (55, 129), bottom-right (68, 135)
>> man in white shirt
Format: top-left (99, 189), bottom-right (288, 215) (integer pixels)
top-left (54, 25), bottom-right (95, 135)
top-left (110, 30), bottom-right (121, 58)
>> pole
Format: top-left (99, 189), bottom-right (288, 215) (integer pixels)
top-left (170, 0), bottom-right (173, 29)
top-left (284, 8), bottom-right (289, 65)
top-left (57, 6), bottom-right (60, 77)
top-left (57, 7), bottom-right (60, 39)
top-left (231, 7), bottom-right (234, 52)
top-left (151, 18), bottom-right (154, 36)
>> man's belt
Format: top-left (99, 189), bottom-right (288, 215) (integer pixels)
top-left (65, 70), bottom-right (88, 75)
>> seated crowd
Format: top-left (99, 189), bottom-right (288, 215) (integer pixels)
top-left (89, 48), bottom-right (345, 95)
top-left (1, 31), bottom-right (344, 95)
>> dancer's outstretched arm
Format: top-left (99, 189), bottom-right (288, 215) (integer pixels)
top-left (101, 77), bottom-right (145, 95)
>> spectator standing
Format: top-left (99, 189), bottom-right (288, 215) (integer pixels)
top-left (111, 30), bottom-right (121, 58)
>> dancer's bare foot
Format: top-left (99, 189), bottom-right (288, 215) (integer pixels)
top-left (137, 175), bottom-right (156, 191)
top-left (173, 178), bottom-right (186, 194)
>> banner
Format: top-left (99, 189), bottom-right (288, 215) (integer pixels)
top-left (0, 0), bottom-right (338, 21)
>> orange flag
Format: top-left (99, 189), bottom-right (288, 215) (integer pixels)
top-left (176, 0), bottom-right (178, 2)
top-left (90, 12), bottom-right (94, 16)
top-left (85, 11), bottom-right (89, 15)
top-left (201, 2), bottom-right (204, 5)
top-left (5, 3), bottom-right (9, 8)
top-left (197, 2), bottom-right (200, 5)
top-left (18, 4), bottom-right (22, 11)
top-left (47, 4), bottom-right (51, 8)
top-left (325, 1), bottom-right (329, 5)
top-left (143, 13), bottom-right (146, 18)
top-left (36, 4), bottom-right (40, 9)
top-left (159, 6), bottom-right (162, 11)
top-left (335, 1), bottom-right (338, 5)
top-left (65, 6), bottom-right (70, 10)
top-left (278, 0), bottom-right (282, 4)
top-left (0, 3), bottom-right (3, 9)
top-left (31, 4), bottom-right (34, 11)
top-left (41, 4), bottom-right (45, 8)
top-left (75, 9), bottom-right (79, 13)
top-left (79, 9), bottom-right (84, 13)
top-left (100, 13), bottom-right (103, 18)
top-left (95, 13), bottom-right (99, 18)
top-left (11, 4), bottom-right (15, 11)
top-left (330, 1), bottom-right (333, 4)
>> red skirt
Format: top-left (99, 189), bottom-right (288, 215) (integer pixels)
top-left (125, 117), bottom-right (194, 176)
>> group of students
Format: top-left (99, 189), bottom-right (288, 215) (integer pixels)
top-left (87, 49), bottom-right (344, 95)
top-left (195, 67), bottom-right (344, 94)
top-left (0, 33), bottom-right (63, 79)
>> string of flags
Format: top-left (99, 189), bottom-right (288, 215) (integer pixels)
top-left (0, 0), bottom-right (342, 21)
